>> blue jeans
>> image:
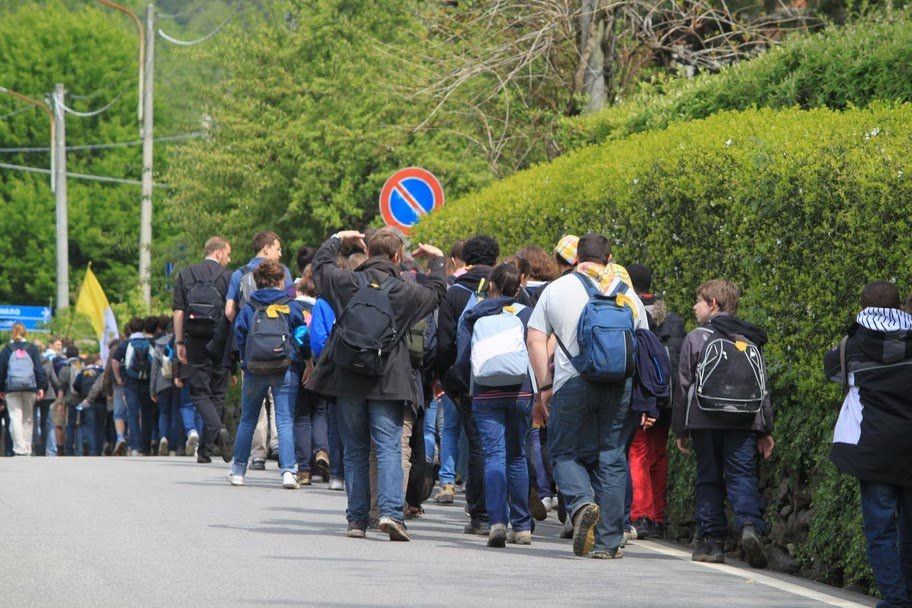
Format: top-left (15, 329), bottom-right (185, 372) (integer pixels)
top-left (327, 401), bottom-right (344, 480)
top-left (294, 389), bottom-right (328, 471)
top-left (179, 385), bottom-right (202, 436)
top-left (438, 395), bottom-right (461, 485)
top-left (231, 368), bottom-right (298, 475)
top-left (336, 397), bottom-right (403, 524)
top-left (424, 397), bottom-right (439, 462)
top-left (530, 426), bottom-right (553, 497)
top-left (548, 376), bottom-right (636, 552)
top-left (691, 429), bottom-right (767, 538)
top-left (124, 379), bottom-right (154, 453)
top-left (860, 480), bottom-right (912, 608)
top-left (474, 397), bottom-right (532, 531)
top-left (156, 387), bottom-right (183, 450)
top-left (112, 385), bottom-right (127, 422)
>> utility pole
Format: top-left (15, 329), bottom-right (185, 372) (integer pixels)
top-left (53, 84), bottom-right (69, 310)
top-left (139, 3), bottom-right (155, 310)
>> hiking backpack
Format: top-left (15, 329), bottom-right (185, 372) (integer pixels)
top-left (694, 327), bottom-right (767, 414)
top-left (469, 304), bottom-right (529, 388)
top-left (185, 268), bottom-right (224, 337)
top-left (331, 274), bottom-right (398, 377)
top-left (557, 273), bottom-right (636, 383)
top-left (6, 344), bottom-right (36, 392)
top-left (73, 365), bottom-right (101, 397)
top-left (124, 337), bottom-right (153, 381)
top-left (244, 298), bottom-right (294, 375)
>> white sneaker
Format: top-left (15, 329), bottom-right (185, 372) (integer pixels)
top-left (282, 471), bottom-right (300, 489)
top-left (542, 497), bottom-right (555, 511)
top-left (329, 478), bottom-right (345, 491)
top-left (186, 430), bottom-right (199, 457)
top-left (228, 473), bottom-right (244, 486)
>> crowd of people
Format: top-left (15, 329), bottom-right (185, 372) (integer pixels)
top-left (1, 228), bottom-right (909, 606)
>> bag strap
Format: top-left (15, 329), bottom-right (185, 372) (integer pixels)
top-left (573, 272), bottom-right (600, 297)
top-left (839, 335), bottom-right (849, 394)
top-left (379, 276), bottom-right (397, 294)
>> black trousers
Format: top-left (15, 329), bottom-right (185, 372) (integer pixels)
top-left (187, 337), bottom-right (229, 454)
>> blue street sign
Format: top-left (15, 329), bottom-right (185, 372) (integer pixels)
top-left (0, 304), bottom-right (52, 333)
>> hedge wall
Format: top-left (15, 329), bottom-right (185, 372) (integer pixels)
top-left (414, 103), bottom-right (912, 591)
top-left (557, 14), bottom-right (912, 152)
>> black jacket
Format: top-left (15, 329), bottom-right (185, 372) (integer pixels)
top-left (825, 308), bottom-right (912, 487)
top-left (672, 313), bottom-right (774, 437)
top-left (306, 237), bottom-right (447, 407)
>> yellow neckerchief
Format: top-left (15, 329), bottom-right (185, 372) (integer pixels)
top-left (265, 303), bottom-right (290, 318)
top-left (575, 263), bottom-right (638, 320)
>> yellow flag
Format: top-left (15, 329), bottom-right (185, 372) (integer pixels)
top-left (75, 266), bottom-right (119, 363)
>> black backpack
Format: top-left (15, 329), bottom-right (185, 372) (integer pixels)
top-left (185, 267), bottom-right (224, 338)
top-left (331, 274), bottom-right (398, 377)
top-left (73, 365), bottom-right (101, 397)
top-left (694, 326), bottom-right (767, 414)
top-left (244, 298), bottom-right (294, 375)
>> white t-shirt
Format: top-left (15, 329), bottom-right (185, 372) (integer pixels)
top-left (528, 272), bottom-right (648, 393)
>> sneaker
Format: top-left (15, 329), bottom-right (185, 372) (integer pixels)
top-left (624, 525), bottom-right (638, 542)
top-left (572, 503), bottom-right (600, 557)
top-left (227, 473), bottom-right (244, 486)
top-left (113, 439), bottom-right (127, 456)
top-left (560, 517), bottom-right (574, 539)
top-left (464, 519), bottom-right (491, 535)
top-left (434, 483), bottom-right (456, 504)
top-left (379, 517), bottom-right (410, 541)
top-left (329, 477), bottom-right (345, 491)
top-left (158, 437), bottom-right (169, 456)
top-left (267, 446), bottom-right (279, 461)
top-left (507, 530), bottom-right (532, 545)
top-left (633, 517), bottom-right (654, 540)
top-left (217, 428), bottom-right (233, 463)
top-left (314, 450), bottom-right (330, 481)
top-left (296, 470), bottom-right (312, 486)
top-left (185, 430), bottom-right (199, 457)
top-left (282, 471), bottom-right (300, 489)
top-left (541, 496), bottom-right (556, 512)
top-left (487, 523), bottom-right (507, 548)
top-left (592, 547), bottom-right (623, 559)
top-left (692, 538), bottom-right (725, 563)
top-left (529, 487), bottom-right (547, 521)
top-left (129, 449), bottom-right (143, 457)
top-left (346, 521), bottom-right (367, 538)
top-left (740, 524), bottom-right (768, 569)
top-left (197, 452), bottom-right (212, 464)
top-left (249, 459), bottom-right (266, 471)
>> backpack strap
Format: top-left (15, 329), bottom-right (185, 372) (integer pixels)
top-left (379, 276), bottom-right (398, 294)
top-left (839, 335), bottom-right (849, 393)
top-left (573, 272), bottom-right (600, 297)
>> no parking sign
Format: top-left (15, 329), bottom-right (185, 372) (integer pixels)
top-left (379, 167), bottom-right (445, 235)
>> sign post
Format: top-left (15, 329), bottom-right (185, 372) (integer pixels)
top-left (379, 167), bottom-right (445, 234)
top-left (0, 305), bottom-right (53, 333)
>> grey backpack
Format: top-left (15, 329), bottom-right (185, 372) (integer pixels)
top-left (6, 345), bottom-right (36, 392)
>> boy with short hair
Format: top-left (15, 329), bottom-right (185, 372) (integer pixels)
top-left (673, 279), bottom-right (774, 568)
top-left (825, 281), bottom-right (912, 608)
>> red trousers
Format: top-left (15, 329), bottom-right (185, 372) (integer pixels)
top-left (629, 424), bottom-right (669, 523)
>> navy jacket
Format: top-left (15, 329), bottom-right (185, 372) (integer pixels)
top-left (0, 340), bottom-right (48, 393)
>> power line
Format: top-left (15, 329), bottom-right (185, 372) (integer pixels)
top-left (68, 65), bottom-right (136, 101)
top-left (61, 85), bottom-right (130, 118)
top-left (157, 0), bottom-right (244, 46)
top-left (0, 160), bottom-right (169, 188)
top-left (0, 104), bottom-right (37, 120)
top-left (158, 2), bottom-right (208, 20)
top-left (0, 132), bottom-right (204, 154)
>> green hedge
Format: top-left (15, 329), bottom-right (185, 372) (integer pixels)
top-left (414, 103), bottom-right (912, 590)
top-left (557, 14), bottom-right (912, 151)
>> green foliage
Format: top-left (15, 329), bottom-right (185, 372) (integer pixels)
top-left (415, 102), bottom-right (912, 587)
top-left (163, 0), bottom-right (493, 261)
top-left (558, 13), bottom-right (912, 151)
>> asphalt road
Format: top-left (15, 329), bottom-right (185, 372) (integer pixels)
top-left (0, 456), bottom-right (877, 608)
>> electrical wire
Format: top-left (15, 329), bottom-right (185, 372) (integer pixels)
top-left (158, 2), bottom-right (208, 20)
top-left (157, 0), bottom-right (244, 46)
top-left (0, 104), bottom-right (37, 121)
top-left (0, 160), bottom-right (169, 188)
top-left (0, 132), bottom-right (204, 154)
top-left (68, 65), bottom-right (136, 101)
top-left (61, 86), bottom-right (129, 118)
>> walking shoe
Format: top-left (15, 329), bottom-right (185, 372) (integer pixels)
top-left (129, 449), bottom-right (143, 457)
top-left (529, 486), bottom-right (547, 521)
top-left (624, 524), bottom-right (638, 542)
top-left (572, 503), bottom-right (600, 557)
top-left (692, 537), bottom-right (725, 563)
top-left (346, 521), bottom-right (367, 538)
top-left (217, 428), bottom-right (233, 463)
top-left (282, 471), bottom-right (300, 489)
top-left (487, 523), bottom-right (507, 548)
top-left (464, 519), bottom-right (491, 535)
top-left (249, 459), bottom-right (266, 471)
top-left (740, 524), bottom-right (768, 569)
top-left (541, 496), bottom-right (556, 512)
top-left (329, 477), bottom-right (345, 491)
top-left (227, 473), bottom-right (244, 486)
top-left (556, 492), bottom-right (567, 524)
top-left (404, 505), bottom-right (424, 520)
top-left (592, 547), bottom-right (623, 559)
top-left (113, 439), bottom-right (127, 456)
top-left (158, 437), bottom-right (169, 456)
top-left (185, 430), bottom-right (199, 457)
top-left (197, 452), bottom-right (212, 464)
top-left (379, 517), bottom-right (410, 541)
top-left (560, 517), bottom-right (574, 539)
top-left (434, 483), bottom-right (456, 504)
top-left (507, 530), bottom-right (532, 545)
top-left (267, 446), bottom-right (279, 461)
top-left (296, 470), bottom-right (312, 486)
top-left (314, 450), bottom-right (330, 481)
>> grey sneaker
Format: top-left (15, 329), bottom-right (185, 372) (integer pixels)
top-left (464, 519), bottom-right (491, 535)
top-left (249, 459), bottom-right (266, 471)
top-left (158, 437), bottom-right (169, 456)
top-left (217, 428), bottom-right (233, 463)
top-left (572, 503), bottom-right (600, 557)
top-left (379, 517), bottom-right (410, 542)
top-left (560, 517), bottom-right (574, 539)
top-left (487, 523), bottom-right (507, 548)
top-left (346, 521), bottom-right (367, 538)
top-left (185, 431), bottom-right (199, 457)
top-left (506, 529), bottom-right (532, 545)
top-left (592, 547), bottom-right (623, 559)
top-left (329, 477), bottom-right (345, 491)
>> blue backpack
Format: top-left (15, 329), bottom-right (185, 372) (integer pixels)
top-left (124, 337), bottom-right (153, 380)
top-left (556, 273), bottom-right (636, 383)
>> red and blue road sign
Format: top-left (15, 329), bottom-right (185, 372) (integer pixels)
top-left (379, 167), bottom-right (445, 234)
